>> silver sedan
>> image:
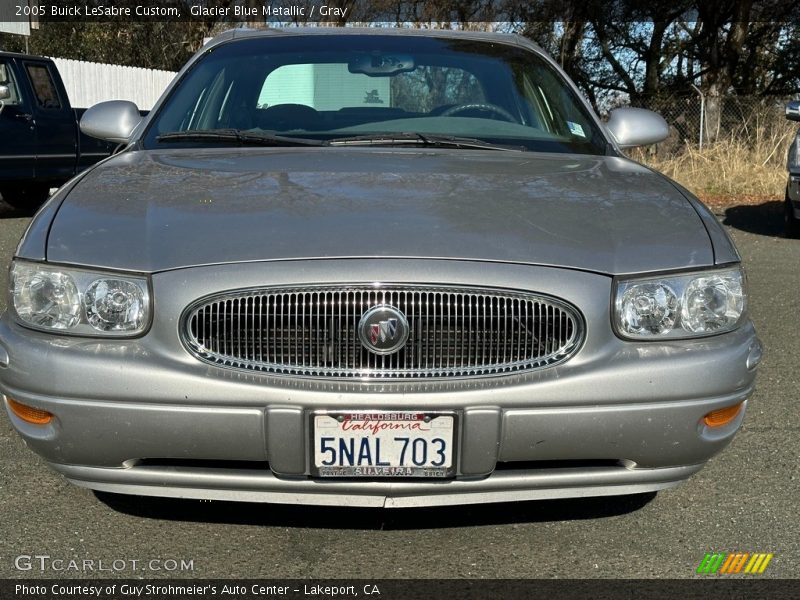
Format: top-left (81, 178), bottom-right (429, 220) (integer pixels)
top-left (0, 28), bottom-right (761, 507)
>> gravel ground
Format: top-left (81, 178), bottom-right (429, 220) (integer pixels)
top-left (0, 197), bottom-right (797, 580)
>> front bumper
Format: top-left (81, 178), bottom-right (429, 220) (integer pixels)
top-left (0, 259), bottom-right (761, 507)
top-left (48, 461), bottom-right (705, 508)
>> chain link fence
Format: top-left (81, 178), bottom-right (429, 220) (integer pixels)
top-left (630, 94), bottom-right (792, 155)
top-left (621, 93), bottom-right (797, 198)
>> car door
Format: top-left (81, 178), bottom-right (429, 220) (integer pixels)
top-left (0, 58), bottom-right (36, 180)
top-left (789, 130), bottom-right (800, 203)
top-left (23, 61), bottom-right (76, 182)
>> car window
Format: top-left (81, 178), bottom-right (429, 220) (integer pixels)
top-left (144, 35), bottom-right (607, 155)
top-left (25, 63), bottom-right (62, 110)
top-left (0, 61), bottom-right (23, 107)
top-left (518, 66), bottom-right (595, 143)
top-left (391, 66), bottom-right (486, 112)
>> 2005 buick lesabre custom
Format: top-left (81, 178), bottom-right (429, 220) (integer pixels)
top-left (0, 28), bottom-right (762, 508)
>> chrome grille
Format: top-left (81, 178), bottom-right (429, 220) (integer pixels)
top-left (183, 285), bottom-right (583, 379)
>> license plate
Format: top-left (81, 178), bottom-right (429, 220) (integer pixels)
top-left (311, 411), bottom-right (456, 478)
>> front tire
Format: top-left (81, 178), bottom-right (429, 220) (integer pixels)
top-left (0, 183), bottom-right (51, 210)
top-left (786, 193), bottom-right (800, 239)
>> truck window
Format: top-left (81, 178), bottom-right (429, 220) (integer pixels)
top-left (257, 63), bottom-right (485, 113)
top-left (0, 61), bottom-right (23, 106)
top-left (25, 63), bottom-right (62, 109)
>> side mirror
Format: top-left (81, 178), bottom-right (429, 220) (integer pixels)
top-left (786, 101), bottom-right (800, 122)
top-left (606, 107), bottom-right (669, 148)
top-left (0, 85), bottom-right (9, 116)
top-left (80, 100), bottom-right (142, 143)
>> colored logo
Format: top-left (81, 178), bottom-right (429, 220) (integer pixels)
top-left (697, 552), bottom-right (774, 575)
top-left (369, 318), bottom-right (398, 345)
top-left (358, 305), bottom-right (409, 355)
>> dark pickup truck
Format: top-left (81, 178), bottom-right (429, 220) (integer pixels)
top-left (0, 52), bottom-right (115, 208)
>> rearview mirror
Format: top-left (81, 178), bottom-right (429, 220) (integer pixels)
top-left (606, 107), bottom-right (669, 148)
top-left (349, 53), bottom-right (415, 76)
top-left (786, 101), bottom-right (800, 122)
top-left (80, 100), bottom-right (142, 143)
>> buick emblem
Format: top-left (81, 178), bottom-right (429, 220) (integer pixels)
top-left (358, 305), bottom-right (409, 355)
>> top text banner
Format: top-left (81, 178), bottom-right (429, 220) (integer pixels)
top-left (3, 0), bottom-right (799, 24)
top-left (8, 0), bottom-right (798, 25)
top-left (7, 0), bottom-right (503, 23)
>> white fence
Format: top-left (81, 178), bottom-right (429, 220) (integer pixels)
top-left (50, 57), bottom-right (176, 110)
top-left (0, 18), bottom-right (31, 37)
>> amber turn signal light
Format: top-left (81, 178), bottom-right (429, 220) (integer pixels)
top-left (703, 402), bottom-right (743, 428)
top-left (6, 397), bottom-right (53, 425)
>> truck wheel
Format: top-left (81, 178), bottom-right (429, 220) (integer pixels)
top-left (0, 184), bottom-right (51, 210)
top-left (786, 194), bottom-right (800, 239)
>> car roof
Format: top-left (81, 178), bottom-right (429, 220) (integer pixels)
top-left (207, 26), bottom-right (543, 53)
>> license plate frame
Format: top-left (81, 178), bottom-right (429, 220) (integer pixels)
top-left (309, 410), bottom-right (458, 478)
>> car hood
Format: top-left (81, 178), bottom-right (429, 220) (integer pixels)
top-left (47, 147), bottom-right (712, 275)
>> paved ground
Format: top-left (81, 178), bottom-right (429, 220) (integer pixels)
top-left (0, 197), bottom-right (797, 580)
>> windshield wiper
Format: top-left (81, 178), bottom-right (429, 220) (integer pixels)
top-left (327, 132), bottom-right (524, 152)
top-left (156, 129), bottom-right (325, 146)
top-left (156, 129), bottom-right (523, 151)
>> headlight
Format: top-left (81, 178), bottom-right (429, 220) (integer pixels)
top-left (11, 261), bottom-right (150, 337)
top-left (614, 266), bottom-right (745, 339)
top-left (84, 279), bottom-right (147, 332)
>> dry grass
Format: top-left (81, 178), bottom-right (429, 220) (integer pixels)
top-left (629, 116), bottom-right (796, 204)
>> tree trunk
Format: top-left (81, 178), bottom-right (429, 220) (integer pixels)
top-left (246, 0), bottom-right (264, 29)
top-left (704, 82), bottom-right (723, 143)
top-left (693, 0), bottom-right (752, 144)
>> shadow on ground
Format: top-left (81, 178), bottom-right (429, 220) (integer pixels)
top-left (0, 197), bottom-right (39, 219)
top-left (722, 201), bottom-right (785, 237)
top-left (94, 491), bottom-right (656, 529)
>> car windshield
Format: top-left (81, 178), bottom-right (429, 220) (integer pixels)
top-left (143, 33), bottom-right (607, 155)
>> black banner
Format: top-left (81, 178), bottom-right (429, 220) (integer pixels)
top-left (4, 0), bottom-right (800, 24)
top-left (3, 580), bottom-right (800, 600)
